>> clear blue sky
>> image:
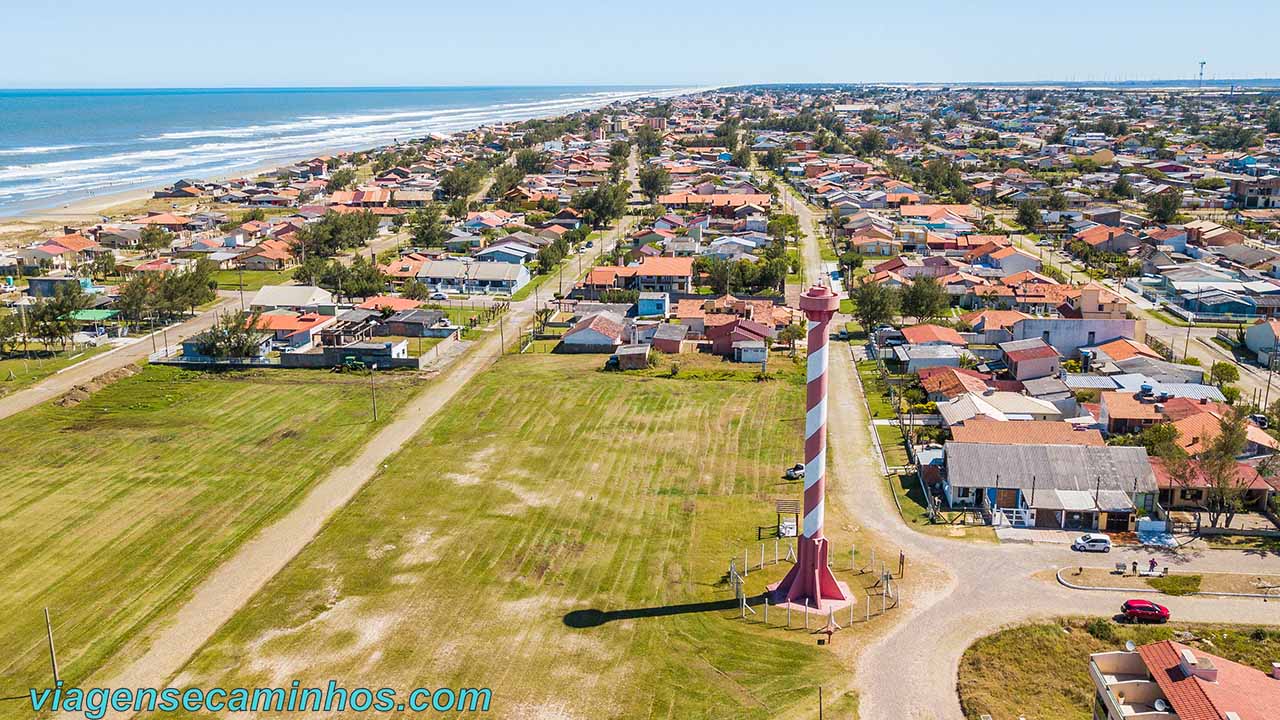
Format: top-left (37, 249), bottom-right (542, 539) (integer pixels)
top-left (3, 0), bottom-right (1278, 88)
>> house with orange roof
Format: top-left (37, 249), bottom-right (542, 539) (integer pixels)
top-left (253, 311), bottom-right (336, 350)
top-left (901, 323), bottom-right (966, 346)
top-left (1090, 639), bottom-right (1280, 720)
top-left (135, 212), bottom-right (195, 232)
top-left (1099, 390), bottom-right (1165, 434)
top-left (1085, 337), bottom-right (1162, 364)
top-left (579, 256), bottom-right (693, 297)
top-left (1073, 224), bottom-right (1140, 254)
top-left (357, 296), bottom-right (422, 313)
top-left (950, 418), bottom-right (1105, 446)
top-left (240, 238), bottom-right (296, 271)
top-left (918, 366), bottom-right (991, 400)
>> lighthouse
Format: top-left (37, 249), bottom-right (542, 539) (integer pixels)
top-left (769, 284), bottom-right (850, 610)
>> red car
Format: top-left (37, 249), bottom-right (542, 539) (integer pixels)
top-left (1122, 599), bottom-right (1170, 623)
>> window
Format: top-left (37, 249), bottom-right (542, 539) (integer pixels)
top-left (1042, 330), bottom-right (1051, 343)
top-left (1087, 331), bottom-right (1096, 345)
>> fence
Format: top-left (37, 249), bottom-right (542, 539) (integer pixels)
top-left (726, 540), bottom-right (904, 628)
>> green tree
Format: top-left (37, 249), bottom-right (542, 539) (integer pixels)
top-left (1015, 200), bottom-right (1040, 230)
top-left (900, 274), bottom-right (948, 323)
top-left (850, 280), bottom-right (899, 332)
top-left (1046, 188), bottom-right (1068, 211)
top-left (634, 125), bottom-right (662, 158)
top-left (638, 165), bottom-right (671, 202)
top-left (1112, 176), bottom-right (1134, 199)
top-left (778, 323), bottom-right (805, 356)
top-left (408, 204), bottom-right (450, 248)
top-left (859, 129), bottom-right (887, 155)
top-left (731, 146), bottom-right (753, 169)
top-left (91, 252), bottom-right (117, 280)
top-left (401, 278), bottom-right (431, 301)
top-left (194, 310), bottom-right (267, 359)
top-left (325, 167), bottom-right (356, 192)
top-left (1145, 191), bottom-right (1182, 223)
top-left (139, 226), bottom-right (173, 255)
top-left (1209, 360), bottom-right (1240, 388)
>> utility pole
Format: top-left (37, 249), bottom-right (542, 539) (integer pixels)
top-left (238, 264), bottom-right (245, 310)
top-left (1184, 319), bottom-right (1194, 362)
top-left (1266, 350), bottom-right (1277, 409)
top-left (368, 364), bottom-right (378, 422)
top-left (45, 608), bottom-right (59, 685)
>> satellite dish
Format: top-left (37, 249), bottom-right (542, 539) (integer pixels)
top-left (1126, 640), bottom-right (1137, 652)
top-left (1154, 699), bottom-right (1168, 712)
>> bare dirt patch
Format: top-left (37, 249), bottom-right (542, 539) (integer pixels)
top-left (55, 364), bottom-right (139, 407)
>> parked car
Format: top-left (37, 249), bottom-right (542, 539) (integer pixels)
top-left (585, 240), bottom-right (594, 248)
top-left (1072, 533), bottom-right (1112, 553)
top-left (429, 292), bottom-right (449, 301)
top-left (784, 463), bottom-right (805, 480)
top-left (1122, 599), bottom-right (1170, 623)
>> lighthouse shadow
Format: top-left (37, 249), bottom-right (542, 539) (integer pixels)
top-left (563, 595), bottom-right (762, 629)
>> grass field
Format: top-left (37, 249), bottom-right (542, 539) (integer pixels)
top-left (0, 343), bottom-right (112, 397)
top-left (155, 354), bottom-right (886, 719)
top-left (0, 365), bottom-right (423, 695)
top-left (959, 619), bottom-right (1280, 720)
top-left (211, 268), bottom-right (297, 291)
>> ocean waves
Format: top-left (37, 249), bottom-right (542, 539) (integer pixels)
top-left (0, 85), bottom-right (704, 215)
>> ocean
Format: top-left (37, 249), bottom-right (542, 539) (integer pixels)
top-left (0, 85), bottom-right (693, 217)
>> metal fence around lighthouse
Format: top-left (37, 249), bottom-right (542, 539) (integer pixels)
top-left (726, 540), bottom-right (905, 626)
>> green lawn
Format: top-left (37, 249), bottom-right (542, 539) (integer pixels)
top-left (959, 620), bottom-right (1280, 720)
top-left (856, 360), bottom-right (896, 420)
top-left (210, 268), bottom-right (296, 291)
top-left (378, 335), bottom-right (444, 357)
top-left (0, 366), bottom-right (422, 694)
top-left (876, 424), bottom-right (911, 466)
top-left (154, 354), bottom-right (875, 719)
top-left (0, 344), bottom-right (113, 398)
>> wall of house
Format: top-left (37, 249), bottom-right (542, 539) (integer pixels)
top-left (1012, 318), bottom-right (1139, 357)
top-left (1011, 355), bottom-right (1060, 381)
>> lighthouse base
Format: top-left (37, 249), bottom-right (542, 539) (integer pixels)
top-left (767, 536), bottom-right (852, 612)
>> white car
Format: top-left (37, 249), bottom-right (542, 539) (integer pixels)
top-left (784, 463), bottom-right (805, 480)
top-left (428, 292), bottom-right (449, 301)
top-left (1072, 533), bottom-right (1112, 553)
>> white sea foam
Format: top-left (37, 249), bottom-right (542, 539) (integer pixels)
top-left (0, 86), bottom-right (709, 213)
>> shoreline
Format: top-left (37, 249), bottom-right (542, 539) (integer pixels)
top-left (0, 85), bottom-right (715, 232)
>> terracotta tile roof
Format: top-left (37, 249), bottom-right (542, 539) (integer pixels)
top-left (919, 367), bottom-right (989, 399)
top-left (960, 309), bottom-right (1030, 331)
top-left (950, 418), bottom-right (1105, 446)
top-left (1170, 411), bottom-right (1279, 455)
top-left (357, 296), bottom-right (421, 312)
top-left (1093, 337), bottom-right (1162, 362)
top-left (1101, 391), bottom-right (1164, 421)
top-left (1138, 640), bottom-right (1280, 720)
top-left (901, 323), bottom-right (965, 345)
top-left (1160, 397), bottom-right (1232, 421)
top-left (1006, 345), bottom-right (1060, 362)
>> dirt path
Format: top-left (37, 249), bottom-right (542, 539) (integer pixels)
top-left (0, 293), bottom-right (237, 422)
top-left (75, 159), bottom-right (637, 720)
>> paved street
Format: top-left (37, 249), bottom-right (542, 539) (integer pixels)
top-left (789, 189), bottom-right (1280, 720)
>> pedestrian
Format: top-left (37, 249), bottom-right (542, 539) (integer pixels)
top-left (1148, 557), bottom-right (1158, 573)
top-left (1131, 561), bottom-right (1138, 576)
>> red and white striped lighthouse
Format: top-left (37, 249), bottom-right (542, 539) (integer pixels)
top-left (770, 284), bottom-right (850, 610)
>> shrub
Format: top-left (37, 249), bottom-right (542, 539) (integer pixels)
top-left (1085, 618), bottom-right (1117, 642)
